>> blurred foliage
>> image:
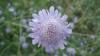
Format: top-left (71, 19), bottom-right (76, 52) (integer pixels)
top-left (0, 0), bottom-right (100, 56)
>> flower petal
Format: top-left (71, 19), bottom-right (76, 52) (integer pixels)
top-left (40, 9), bottom-right (48, 20)
top-left (49, 6), bottom-right (55, 14)
top-left (32, 13), bottom-right (38, 19)
top-left (66, 28), bottom-right (72, 35)
top-left (32, 38), bottom-right (39, 45)
top-left (58, 43), bottom-right (65, 49)
top-left (45, 46), bottom-right (54, 53)
top-left (41, 9), bottom-right (47, 16)
top-left (61, 15), bottom-right (68, 22)
top-left (29, 33), bottom-right (38, 38)
top-left (32, 19), bottom-right (39, 22)
top-left (54, 10), bottom-right (59, 18)
top-left (66, 23), bottom-right (74, 29)
top-left (29, 22), bottom-right (34, 26)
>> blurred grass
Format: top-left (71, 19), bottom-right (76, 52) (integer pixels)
top-left (0, 0), bottom-right (100, 56)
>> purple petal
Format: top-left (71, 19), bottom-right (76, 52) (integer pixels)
top-left (29, 33), bottom-right (36, 38)
top-left (65, 28), bottom-right (72, 35)
top-left (49, 6), bottom-right (55, 14)
top-left (45, 46), bottom-right (54, 53)
top-left (54, 10), bottom-right (59, 18)
top-left (61, 15), bottom-right (68, 21)
top-left (29, 22), bottom-right (34, 26)
top-left (32, 19), bottom-right (39, 23)
top-left (32, 37), bottom-right (39, 45)
top-left (32, 13), bottom-right (38, 19)
top-left (58, 43), bottom-right (65, 49)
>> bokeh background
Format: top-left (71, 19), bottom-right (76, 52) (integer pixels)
top-left (0, 0), bottom-right (100, 56)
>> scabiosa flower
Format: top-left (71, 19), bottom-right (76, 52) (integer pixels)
top-left (29, 6), bottom-right (72, 52)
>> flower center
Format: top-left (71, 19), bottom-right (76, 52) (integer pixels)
top-left (42, 20), bottom-right (59, 40)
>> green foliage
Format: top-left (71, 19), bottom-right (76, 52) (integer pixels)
top-left (0, 0), bottom-right (100, 56)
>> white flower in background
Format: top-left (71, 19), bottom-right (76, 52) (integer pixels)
top-left (19, 36), bottom-right (26, 44)
top-left (7, 3), bottom-right (17, 16)
top-left (63, 53), bottom-right (68, 56)
top-left (0, 41), bottom-right (5, 46)
top-left (19, 36), bottom-right (28, 49)
top-left (66, 47), bottom-right (76, 55)
top-left (90, 35), bottom-right (96, 40)
top-left (5, 27), bottom-right (12, 33)
top-left (29, 6), bottom-right (72, 53)
top-left (0, 10), bottom-right (3, 16)
top-left (8, 6), bottom-right (15, 12)
top-left (73, 16), bottom-right (78, 24)
top-left (22, 42), bottom-right (28, 49)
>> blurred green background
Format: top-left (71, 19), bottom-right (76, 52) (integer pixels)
top-left (0, 0), bottom-right (100, 56)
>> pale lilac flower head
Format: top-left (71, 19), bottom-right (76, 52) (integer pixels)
top-left (29, 6), bottom-right (72, 53)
